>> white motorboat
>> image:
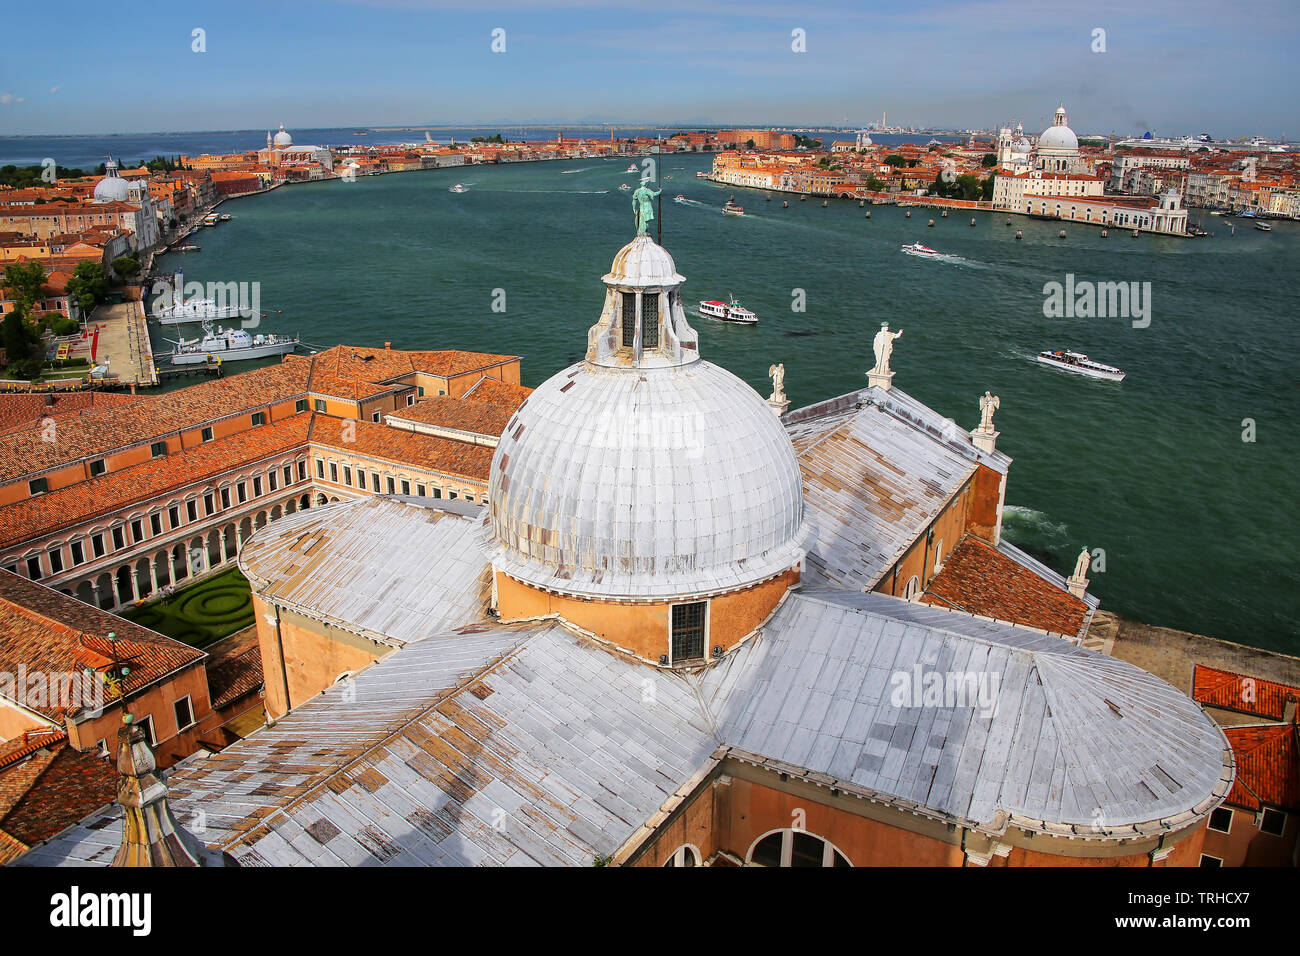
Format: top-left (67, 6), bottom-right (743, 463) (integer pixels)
top-left (449, 183), bottom-right (467, 193)
top-left (168, 324), bottom-right (299, 365)
top-left (674, 194), bottom-right (688, 203)
top-left (698, 295), bottom-right (757, 325)
top-left (152, 297), bottom-right (249, 325)
top-left (723, 197), bottom-right (744, 216)
top-left (1036, 349), bottom-right (1126, 382)
top-left (618, 183), bottom-right (631, 191)
top-left (901, 241), bottom-right (943, 259)
top-left (625, 163), bottom-right (638, 173)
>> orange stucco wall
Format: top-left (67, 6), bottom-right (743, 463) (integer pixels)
top-left (1202, 807), bottom-right (1298, 866)
top-left (965, 462), bottom-right (1004, 544)
top-left (877, 481), bottom-right (972, 599)
top-left (634, 765), bottom-right (1209, 867)
top-left (495, 566), bottom-right (799, 663)
top-left (253, 595), bottom-right (388, 720)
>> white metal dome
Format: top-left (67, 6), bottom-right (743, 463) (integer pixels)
top-left (273, 124), bottom-right (293, 147)
top-left (93, 159), bottom-right (128, 203)
top-left (486, 360), bottom-right (806, 600)
top-left (486, 236), bottom-right (806, 601)
top-left (1038, 105), bottom-right (1078, 152)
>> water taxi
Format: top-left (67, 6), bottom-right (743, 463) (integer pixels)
top-left (901, 241), bottom-right (943, 259)
top-left (168, 324), bottom-right (299, 365)
top-left (698, 295), bottom-right (757, 324)
top-left (674, 194), bottom-right (687, 203)
top-left (1036, 349), bottom-right (1126, 382)
top-left (723, 197), bottom-right (744, 216)
top-left (1255, 221), bottom-right (1272, 231)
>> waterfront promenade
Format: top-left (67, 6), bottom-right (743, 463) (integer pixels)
top-left (93, 298), bottom-right (158, 387)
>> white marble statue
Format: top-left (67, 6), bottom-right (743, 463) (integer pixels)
top-left (1071, 546), bottom-right (1091, 581)
top-left (871, 322), bottom-right (902, 375)
top-left (768, 362), bottom-right (786, 402)
top-left (978, 391), bottom-right (1000, 432)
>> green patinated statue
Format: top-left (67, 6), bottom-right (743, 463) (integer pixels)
top-left (632, 182), bottom-right (661, 236)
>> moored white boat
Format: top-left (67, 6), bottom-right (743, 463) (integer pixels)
top-left (1036, 349), bottom-right (1126, 382)
top-left (698, 295), bottom-right (757, 324)
top-left (152, 297), bottom-right (249, 325)
top-left (168, 324), bottom-right (299, 365)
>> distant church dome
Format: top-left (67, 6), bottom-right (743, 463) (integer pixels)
top-left (1038, 104), bottom-right (1079, 152)
top-left (273, 124), bottom-right (293, 147)
top-left (486, 236), bottom-right (806, 602)
top-left (93, 158), bottom-right (129, 203)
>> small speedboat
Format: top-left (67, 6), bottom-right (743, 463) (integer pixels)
top-left (698, 295), bottom-right (757, 324)
top-left (901, 241), bottom-right (943, 259)
top-left (625, 164), bottom-right (638, 173)
top-left (723, 197), bottom-right (744, 216)
top-left (674, 194), bottom-right (687, 203)
top-left (618, 183), bottom-right (631, 191)
top-left (1036, 349), bottom-right (1125, 382)
top-left (449, 183), bottom-right (467, 193)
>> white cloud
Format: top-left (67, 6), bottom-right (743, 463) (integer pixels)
top-left (0, 93), bottom-right (13, 105)
top-left (50, 85), bottom-right (61, 94)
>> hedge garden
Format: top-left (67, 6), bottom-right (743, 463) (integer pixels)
top-left (122, 566), bottom-right (255, 649)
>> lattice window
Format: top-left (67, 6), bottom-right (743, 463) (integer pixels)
top-left (671, 602), bottom-right (706, 661)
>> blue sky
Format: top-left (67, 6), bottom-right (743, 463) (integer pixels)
top-left (1, 0), bottom-right (1296, 137)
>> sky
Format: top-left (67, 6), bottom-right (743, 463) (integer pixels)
top-left (1, 0), bottom-right (1296, 138)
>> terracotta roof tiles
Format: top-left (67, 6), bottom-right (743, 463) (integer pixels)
top-left (1221, 723), bottom-right (1300, 812)
top-left (1193, 664), bottom-right (1300, 721)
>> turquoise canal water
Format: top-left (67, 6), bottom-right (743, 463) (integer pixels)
top-left (151, 154), bottom-right (1299, 652)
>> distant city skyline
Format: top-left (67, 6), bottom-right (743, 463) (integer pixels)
top-left (1, 0), bottom-right (1297, 138)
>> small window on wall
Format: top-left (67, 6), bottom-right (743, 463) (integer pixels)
top-left (406, 394), bottom-right (415, 407)
top-left (1199, 855), bottom-right (1223, 868)
top-left (135, 715), bottom-right (156, 746)
top-left (1261, 808), bottom-right (1287, 837)
top-left (621, 291), bottom-right (638, 347)
top-left (29, 477), bottom-right (47, 496)
top-left (671, 602), bottom-right (706, 662)
top-left (371, 473), bottom-right (381, 493)
top-left (641, 293), bottom-right (660, 349)
top-left (663, 845), bottom-right (701, 867)
top-left (1208, 807), bottom-right (1233, 834)
top-left (400, 480), bottom-right (410, 496)
top-left (173, 695), bottom-right (195, 731)
top-left (250, 412), bottom-right (266, 426)
top-left (25, 556), bottom-right (42, 579)
top-left (903, 575), bottom-right (921, 602)
top-left (933, 538), bottom-right (944, 574)
top-left (296, 398), bottom-right (308, 413)
top-left (71, 541), bottom-right (85, 566)
top-left (314, 399), bottom-right (326, 413)
top-left (372, 411), bottom-right (381, 423)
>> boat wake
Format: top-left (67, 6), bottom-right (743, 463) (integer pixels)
top-left (560, 167), bottom-right (594, 174)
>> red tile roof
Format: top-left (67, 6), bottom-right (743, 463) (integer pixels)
top-left (0, 571), bottom-right (204, 721)
top-left (922, 535), bottom-right (1089, 636)
top-left (462, 376), bottom-right (533, 409)
top-left (0, 392), bottom-right (143, 435)
top-left (1192, 665), bottom-right (1300, 721)
top-left (1222, 723), bottom-right (1300, 812)
top-left (386, 396), bottom-right (515, 438)
top-left (0, 733), bottom-right (116, 860)
top-left (0, 413), bottom-right (312, 550)
top-left (206, 645), bottom-right (263, 710)
top-left (311, 415), bottom-right (494, 484)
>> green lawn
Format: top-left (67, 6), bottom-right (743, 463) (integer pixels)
top-left (121, 566), bottom-right (255, 649)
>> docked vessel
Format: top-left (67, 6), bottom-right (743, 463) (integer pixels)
top-left (168, 324), bottom-right (298, 365)
top-left (723, 196), bottom-right (744, 216)
top-left (449, 183), bottom-right (467, 193)
top-left (901, 241), bottom-right (943, 259)
top-left (152, 296), bottom-right (250, 325)
top-left (698, 295), bottom-right (757, 324)
top-left (1036, 349), bottom-right (1126, 382)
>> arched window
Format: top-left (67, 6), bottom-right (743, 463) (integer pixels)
top-left (903, 575), bottom-right (921, 601)
top-left (933, 539), bottom-right (944, 574)
top-left (663, 844), bottom-right (701, 868)
top-left (747, 829), bottom-right (850, 867)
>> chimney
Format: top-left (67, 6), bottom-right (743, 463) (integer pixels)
top-left (1285, 696), bottom-right (1298, 726)
top-left (111, 716), bottom-right (204, 867)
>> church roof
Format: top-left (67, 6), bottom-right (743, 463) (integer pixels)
top-left (17, 589), bottom-right (1232, 865)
